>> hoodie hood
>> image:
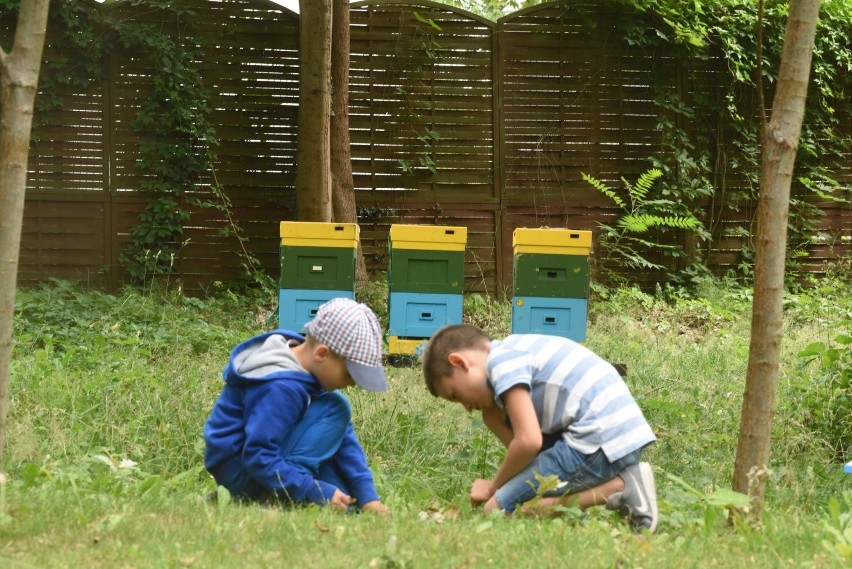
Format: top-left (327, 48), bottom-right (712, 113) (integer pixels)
top-left (223, 330), bottom-right (315, 387)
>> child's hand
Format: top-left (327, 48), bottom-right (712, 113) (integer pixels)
top-left (330, 488), bottom-right (353, 510)
top-left (361, 500), bottom-right (389, 515)
top-left (470, 478), bottom-right (496, 505)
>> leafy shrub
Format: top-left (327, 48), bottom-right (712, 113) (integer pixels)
top-left (13, 279), bottom-right (263, 355)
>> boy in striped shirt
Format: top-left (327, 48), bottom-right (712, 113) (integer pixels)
top-left (423, 324), bottom-right (658, 532)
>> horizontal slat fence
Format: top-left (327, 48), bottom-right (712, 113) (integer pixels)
top-left (5, 0), bottom-right (849, 294)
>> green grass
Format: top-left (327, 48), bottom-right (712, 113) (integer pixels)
top-left (1, 277), bottom-right (850, 568)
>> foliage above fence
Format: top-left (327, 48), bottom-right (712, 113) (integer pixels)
top-left (3, 0), bottom-right (850, 293)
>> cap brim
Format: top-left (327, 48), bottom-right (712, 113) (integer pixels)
top-left (346, 359), bottom-right (388, 392)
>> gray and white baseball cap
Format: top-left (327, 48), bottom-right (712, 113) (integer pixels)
top-left (303, 298), bottom-right (387, 391)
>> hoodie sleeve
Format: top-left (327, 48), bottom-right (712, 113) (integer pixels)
top-left (241, 381), bottom-right (337, 505)
top-left (331, 424), bottom-right (380, 505)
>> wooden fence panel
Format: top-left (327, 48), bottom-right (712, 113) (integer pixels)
top-left (25, 0), bottom-right (106, 197)
top-left (499, 4), bottom-right (668, 207)
top-left (18, 195), bottom-right (111, 289)
top-left (6, 0), bottom-right (849, 294)
top-left (349, 2), bottom-right (495, 205)
top-left (14, 0), bottom-right (300, 290)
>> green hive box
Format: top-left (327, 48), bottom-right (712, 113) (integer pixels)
top-left (388, 248), bottom-right (465, 294)
top-left (279, 246), bottom-right (356, 291)
top-left (513, 253), bottom-right (590, 298)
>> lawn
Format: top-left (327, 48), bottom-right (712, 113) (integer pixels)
top-left (0, 275), bottom-right (850, 568)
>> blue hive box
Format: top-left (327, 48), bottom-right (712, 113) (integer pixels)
top-left (279, 289), bottom-right (355, 333)
top-left (511, 296), bottom-right (588, 343)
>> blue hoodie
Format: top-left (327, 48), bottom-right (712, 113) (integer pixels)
top-left (203, 330), bottom-right (379, 505)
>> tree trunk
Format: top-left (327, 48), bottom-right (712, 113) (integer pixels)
top-left (0, 0), bottom-right (51, 470)
top-left (330, 0), bottom-right (368, 281)
top-left (295, 0), bottom-right (332, 221)
top-left (733, 0), bottom-right (820, 519)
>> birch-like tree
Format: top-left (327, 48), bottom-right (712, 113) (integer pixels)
top-left (0, 0), bottom-right (51, 469)
top-left (733, 0), bottom-right (821, 519)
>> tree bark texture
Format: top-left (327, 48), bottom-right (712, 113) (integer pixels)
top-left (0, 0), bottom-right (51, 470)
top-left (733, 0), bottom-right (820, 519)
top-left (295, 0), bottom-right (332, 221)
top-left (330, 0), bottom-right (367, 281)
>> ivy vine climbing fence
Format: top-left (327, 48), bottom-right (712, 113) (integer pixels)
top-left (4, 0), bottom-right (850, 294)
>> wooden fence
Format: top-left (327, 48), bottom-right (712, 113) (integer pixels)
top-left (6, 0), bottom-right (850, 294)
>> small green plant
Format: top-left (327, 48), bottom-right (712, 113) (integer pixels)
top-left (582, 168), bottom-right (704, 284)
top-left (357, 279), bottom-right (390, 330)
top-left (463, 293), bottom-right (511, 338)
top-left (823, 492), bottom-right (852, 565)
top-left (516, 472), bottom-right (585, 522)
top-left (793, 320), bottom-right (852, 461)
top-left (665, 471), bottom-right (750, 526)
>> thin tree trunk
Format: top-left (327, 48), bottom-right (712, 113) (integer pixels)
top-left (0, 0), bottom-right (51, 470)
top-left (295, 0), bottom-right (332, 221)
top-left (330, 0), bottom-right (367, 281)
top-left (733, 0), bottom-right (820, 519)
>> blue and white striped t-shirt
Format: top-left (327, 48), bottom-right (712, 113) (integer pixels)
top-left (487, 334), bottom-right (656, 462)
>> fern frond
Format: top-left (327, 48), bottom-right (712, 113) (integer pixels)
top-left (630, 168), bottom-right (663, 202)
top-left (582, 172), bottom-right (625, 209)
top-left (619, 213), bottom-right (700, 232)
top-left (660, 215), bottom-right (701, 229)
top-left (617, 214), bottom-right (655, 233)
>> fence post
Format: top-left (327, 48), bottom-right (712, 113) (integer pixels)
top-left (101, 1), bottom-right (117, 291)
top-left (492, 17), bottom-right (505, 296)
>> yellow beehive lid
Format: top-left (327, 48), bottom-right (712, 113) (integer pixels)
top-left (387, 336), bottom-right (426, 355)
top-left (513, 227), bottom-right (592, 255)
top-left (279, 221), bottom-right (359, 248)
top-left (390, 224), bottom-right (467, 251)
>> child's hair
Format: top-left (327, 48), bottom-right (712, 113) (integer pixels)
top-left (422, 324), bottom-right (491, 396)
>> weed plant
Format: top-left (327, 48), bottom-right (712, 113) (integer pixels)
top-left (0, 276), bottom-right (849, 567)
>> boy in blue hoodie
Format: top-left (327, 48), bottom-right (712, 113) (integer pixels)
top-left (204, 298), bottom-right (388, 513)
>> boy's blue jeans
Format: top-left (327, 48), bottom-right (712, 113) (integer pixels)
top-left (494, 438), bottom-right (642, 513)
top-left (225, 391), bottom-right (353, 503)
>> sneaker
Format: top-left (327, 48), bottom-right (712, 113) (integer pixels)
top-left (606, 462), bottom-right (658, 533)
